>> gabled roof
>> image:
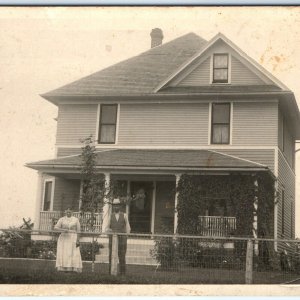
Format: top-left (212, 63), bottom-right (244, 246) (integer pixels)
top-left (26, 149), bottom-right (269, 173)
top-left (155, 33), bottom-right (290, 92)
top-left (42, 33), bottom-right (207, 99)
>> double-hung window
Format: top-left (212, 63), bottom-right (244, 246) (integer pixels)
top-left (213, 53), bottom-right (229, 83)
top-left (98, 104), bottom-right (118, 144)
top-left (211, 103), bottom-right (231, 144)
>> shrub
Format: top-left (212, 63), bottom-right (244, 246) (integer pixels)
top-left (80, 241), bottom-right (102, 261)
top-left (150, 226), bottom-right (178, 270)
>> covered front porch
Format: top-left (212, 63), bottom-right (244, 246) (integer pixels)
top-left (37, 174), bottom-right (237, 237)
top-left (27, 149), bottom-right (272, 239)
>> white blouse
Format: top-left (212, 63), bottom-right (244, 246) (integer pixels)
top-left (55, 216), bottom-right (81, 232)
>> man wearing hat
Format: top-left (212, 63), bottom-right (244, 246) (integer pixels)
top-left (106, 198), bottom-right (131, 275)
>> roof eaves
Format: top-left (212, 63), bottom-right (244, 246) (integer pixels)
top-left (26, 163), bottom-right (268, 172)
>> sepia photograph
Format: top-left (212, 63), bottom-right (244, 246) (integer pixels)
top-left (0, 6), bottom-right (300, 295)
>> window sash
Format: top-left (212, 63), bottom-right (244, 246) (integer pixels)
top-left (213, 54), bottom-right (229, 83)
top-left (211, 103), bottom-right (231, 144)
top-left (212, 124), bottom-right (230, 144)
top-left (98, 104), bottom-right (118, 144)
top-left (99, 124), bottom-right (116, 144)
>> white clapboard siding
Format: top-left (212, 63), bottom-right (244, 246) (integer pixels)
top-left (231, 56), bottom-right (265, 85)
top-left (118, 103), bottom-right (209, 146)
top-left (53, 178), bottom-right (81, 211)
top-left (56, 104), bottom-right (98, 145)
top-left (215, 148), bottom-right (275, 172)
top-left (57, 147), bottom-right (82, 157)
top-left (232, 102), bottom-right (278, 146)
top-left (177, 57), bottom-right (210, 86)
top-left (277, 150), bottom-right (295, 239)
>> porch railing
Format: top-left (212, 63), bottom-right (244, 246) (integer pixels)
top-left (198, 216), bottom-right (236, 237)
top-left (39, 211), bottom-right (103, 233)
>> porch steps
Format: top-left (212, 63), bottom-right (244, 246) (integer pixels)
top-left (95, 240), bottom-right (157, 265)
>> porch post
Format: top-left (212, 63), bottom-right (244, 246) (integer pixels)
top-left (174, 173), bottom-right (182, 234)
top-left (79, 180), bottom-right (83, 211)
top-left (34, 171), bottom-right (43, 230)
top-left (253, 177), bottom-right (259, 256)
top-left (101, 172), bottom-right (111, 233)
top-left (151, 181), bottom-right (156, 234)
top-left (126, 180), bottom-right (130, 216)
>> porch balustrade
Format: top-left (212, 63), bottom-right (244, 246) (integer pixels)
top-left (198, 216), bottom-right (236, 237)
top-left (39, 212), bottom-right (235, 236)
top-left (39, 211), bottom-right (103, 232)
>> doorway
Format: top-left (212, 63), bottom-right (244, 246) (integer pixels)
top-left (129, 181), bottom-right (153, 233)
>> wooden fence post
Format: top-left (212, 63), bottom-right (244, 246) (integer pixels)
top-left (110, 234), bottom-right (118, 276)
top-left (245, 239), bottom-right (253, 284)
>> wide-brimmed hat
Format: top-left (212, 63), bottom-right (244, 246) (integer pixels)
top-left (112, 198), bottom-right (122, 205)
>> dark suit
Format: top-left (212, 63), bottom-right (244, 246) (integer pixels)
top-left (108, 212), bottom-right (129, 275)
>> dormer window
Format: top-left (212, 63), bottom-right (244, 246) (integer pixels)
top-left (213, 53), bottom-right (229, 83)
top-left (98, 104), bottom-right (118, 144)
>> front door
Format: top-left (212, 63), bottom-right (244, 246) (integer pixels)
top-left (129, 181), bottom-right (153, 233)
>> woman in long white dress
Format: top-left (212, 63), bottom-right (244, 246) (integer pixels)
top-left (54, 208), bottom-right (82, 273)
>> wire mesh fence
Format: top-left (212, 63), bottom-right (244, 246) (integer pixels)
top-left (1, 229), bottom-right (300, 284)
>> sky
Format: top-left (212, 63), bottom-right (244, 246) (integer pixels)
top-left (0, 7), bottom-right (300, 234)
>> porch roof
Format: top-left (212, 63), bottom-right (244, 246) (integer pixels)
top-left (26, 149), bottom-right (269, 173)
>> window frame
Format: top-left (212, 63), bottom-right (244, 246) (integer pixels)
top-left (42, 179), bottom-right (54, 211)
top-left (98, 104), bottom-right (118, 144)
top-left (212, 53), bottom-right (229, 84)
top-left (210, 102), bottom-right (231, 145)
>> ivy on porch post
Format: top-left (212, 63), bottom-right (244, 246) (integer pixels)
top-left (174, 173), bottom-right (182, 234)
top-left (253, 176), bottom-right (259, 256)
top-left (101, 172), bottom-right (111, 233)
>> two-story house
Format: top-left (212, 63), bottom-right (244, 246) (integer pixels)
top-left (27, 29), bottom-right (299, 245)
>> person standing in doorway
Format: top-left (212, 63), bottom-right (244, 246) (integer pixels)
top-left (106, 198), bottom-right (131, 275)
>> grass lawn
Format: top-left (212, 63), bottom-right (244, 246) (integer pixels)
top-left (0, 258), bottom-right (299, 284)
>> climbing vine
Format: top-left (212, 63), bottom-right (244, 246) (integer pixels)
top-left (80, 136), bottom-right (106, 214)
top-left (79, 136), bottom-right (133, 215)
top-left (176, 173), bottom-right (274, 238)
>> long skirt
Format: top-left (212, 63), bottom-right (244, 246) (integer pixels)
top-left (56, 232), bottom-right (82, 273)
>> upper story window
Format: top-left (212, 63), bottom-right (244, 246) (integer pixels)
top-left (213, 53), bottom-right (229, 83)
top-left (211, 103), bottom-right (231, 144)
top-left (98, 104), bottom-right (118, 144)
